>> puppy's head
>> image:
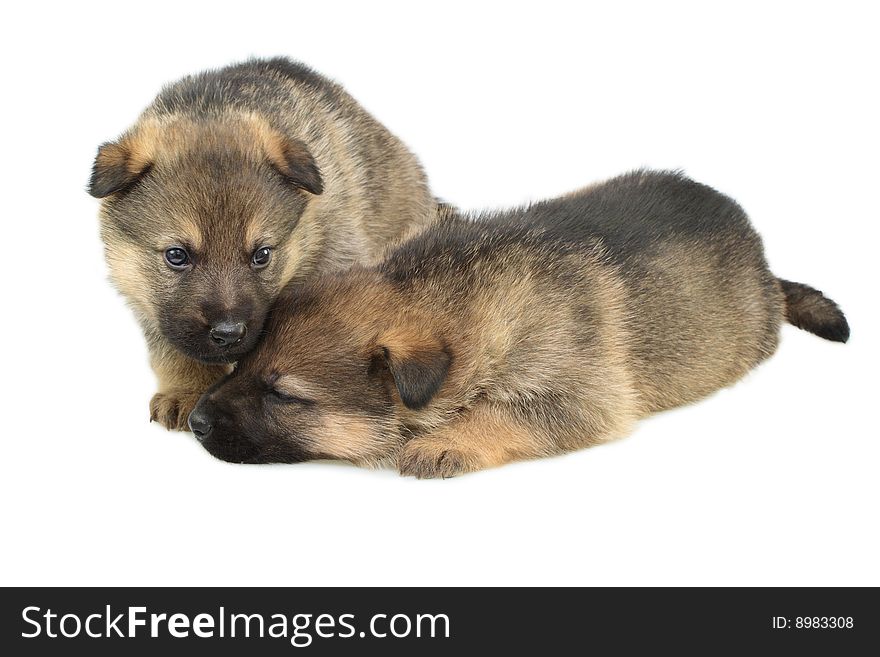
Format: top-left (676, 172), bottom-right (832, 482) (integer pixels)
top-left (91, 114), bottom-right (324, 363)
top-left (187, 272), bottom-right (452, 464)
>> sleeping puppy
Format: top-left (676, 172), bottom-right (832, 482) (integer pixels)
top-left (89, 58), bottom-right (435, 430)
top-left (188, 170), bottom-right (849, 477)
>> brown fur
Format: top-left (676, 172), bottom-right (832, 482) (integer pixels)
top-left (189, 170), bottom-right (848, 476)
top-left (90, 59), bottom-right (436, 429)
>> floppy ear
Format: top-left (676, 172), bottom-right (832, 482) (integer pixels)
top-left (381, 332), bottom-right (451, 410)
top-left (266, 136), bottom-right (324, 196)
top-left (88, 139), bottom-right (151, 198)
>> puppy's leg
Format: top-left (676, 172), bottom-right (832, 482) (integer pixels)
top-left (398, 405), bottom-right (552, 478)
top-left (148, 341), bottom-right (230, 431)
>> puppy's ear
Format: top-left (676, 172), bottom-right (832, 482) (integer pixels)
top-left (381, 330), bottom-right (451, 410)
top-left (88, 139), bottom-right (151, 198)
top-left (266, 135), bottom-right (324, 196)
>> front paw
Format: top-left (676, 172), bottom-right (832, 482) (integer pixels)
top-left (150, 390), bottom-right (201, 431)
top-left (398, 439), bottom-right (482, 479)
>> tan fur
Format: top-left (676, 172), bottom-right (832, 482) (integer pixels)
top-left (315, 415), bottom-right (386, 466)
top-left (398, 405), bottom-right (552, 478)
top-left (148, 340), bottom-right (230, 430)
top-left (273, 375), bottom-right (322, 401)
top-left (104, 241), bottom-right (156, 323)
top-left (380, 324), bottom-right (445, 364)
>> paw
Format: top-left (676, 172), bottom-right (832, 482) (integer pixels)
top-left (398, 439), bottom-right (483, 479)
top-left (149, 390), bottom-right (201, 431)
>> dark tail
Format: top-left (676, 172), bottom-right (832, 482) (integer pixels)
top-left (778, 279), bottom-right (850, 343)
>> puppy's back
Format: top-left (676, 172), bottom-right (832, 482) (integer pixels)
top-left (383, 170), bottom-right (786, 415)
top-left (528, 170), bottom-right (785, 411)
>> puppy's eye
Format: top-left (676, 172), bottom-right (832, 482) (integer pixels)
top-left (252, 246), bottom-right (272, 269)
top-left (164, 247), bottom-right (190, 269)
top-left (269, 389), bottom-right (313, 405)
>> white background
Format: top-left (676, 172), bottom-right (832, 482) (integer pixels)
top-left (1, 1), bottom-right (877, 586)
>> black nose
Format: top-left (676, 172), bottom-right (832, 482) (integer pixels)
top-left (209, 321), bottom-right (247, 347)
top-left (188, 407), bottom-right (213, 441)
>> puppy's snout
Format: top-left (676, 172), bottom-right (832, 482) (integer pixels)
top-left (209, 321), bottom-right (247, 347)
top-left (188, 406), bottom-right (214, 441)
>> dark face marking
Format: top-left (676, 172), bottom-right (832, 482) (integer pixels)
top-left (188, 370), bottom-right (313, 464)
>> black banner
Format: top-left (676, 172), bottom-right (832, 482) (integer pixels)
top-left (1, 587), bottom-right (875, 654)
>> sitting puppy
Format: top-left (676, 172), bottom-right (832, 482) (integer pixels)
top-left (89, 58), bottom-right (435, 429)
top-left (188, 170), bottom-right (849, 477)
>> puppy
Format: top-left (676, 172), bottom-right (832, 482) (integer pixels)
top-left (89, 58), bottom-right (435, 429)
top-left (189, 170), bottom-right (849, 477)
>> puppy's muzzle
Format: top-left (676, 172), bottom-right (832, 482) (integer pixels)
top-left (188, 405), bottom-right (214, 441)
